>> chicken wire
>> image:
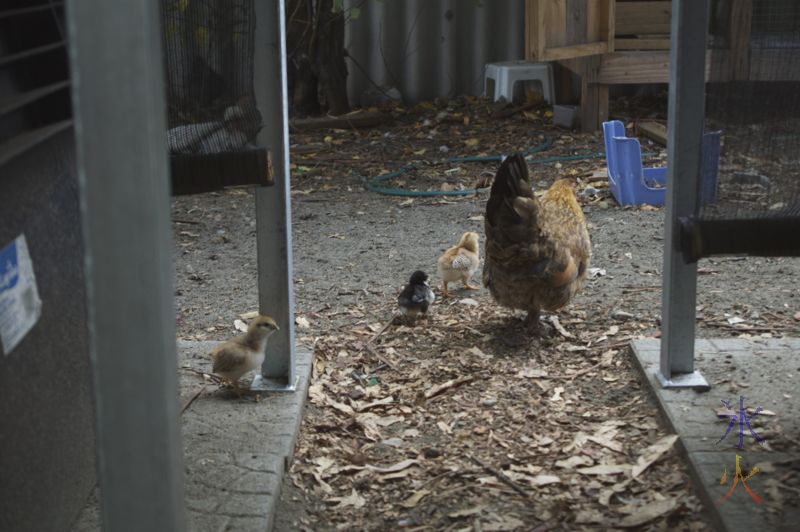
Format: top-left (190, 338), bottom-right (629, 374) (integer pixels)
top-left (688, 0), bottom-right (800, 258)
top-left (161, 0), bottom-right (263, 156)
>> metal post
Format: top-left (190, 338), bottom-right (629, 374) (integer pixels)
top-left (67, 0), bottom-right (186, 530)
top-left (251, 0), bottom-right (297, 391)
top-left (657, 0), bottom-right (710, 390)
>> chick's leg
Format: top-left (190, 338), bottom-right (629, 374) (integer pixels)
top-left (462, 275), bottom-right (480, 290)
top-left (441, 280), bottom-right (450, 298)
top-left (230, 379), bottom-right (244, 399)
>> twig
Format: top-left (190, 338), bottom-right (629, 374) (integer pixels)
top-left (180, 385), bottom-right (207, 415)
top-left (180, 366), bottom-right (225, 384)
top-left (424, 376), bottom-right (474, 399)
top-left (469, 456), bottom-right (530, 499)
top-left (368, 315), bottom-right (397, 344)
top-left (173, 218), bottom-right (200, 225)
top-left (622, 286), bottom-right (661, 293)
top-left (363, 342), bottom-right (395, 370)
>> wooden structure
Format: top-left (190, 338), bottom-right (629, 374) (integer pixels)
top-left (525, 0), bottom-right (800, 131)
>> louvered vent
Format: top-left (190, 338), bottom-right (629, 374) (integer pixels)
top-left (0, 1), bottom-right (71, 168)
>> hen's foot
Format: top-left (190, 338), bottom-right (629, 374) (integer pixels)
top-left (463, 281), bottom-right (480, 290)
top-left (524, 312), bottom-right (554, 337)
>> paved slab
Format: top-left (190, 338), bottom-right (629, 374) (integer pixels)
top-left (72, 341), bottom-right (312, 532)
top-left (631, 337), bottom-right (800, 532)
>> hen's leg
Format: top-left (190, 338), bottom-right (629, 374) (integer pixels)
top-left (524, 309), bottom-right (552, 336)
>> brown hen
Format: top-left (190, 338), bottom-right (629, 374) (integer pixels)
top-left (483, 153), bottom-right (591, 334)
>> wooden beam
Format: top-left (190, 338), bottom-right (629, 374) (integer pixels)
top-left (540, 42), bottom-right (609, 61)
top-left (616, 1), bottom-right (672, 35)
top-left (614, 37), bottom-right (671, 50)
top-left (635, 121), bottom-right (668, 145)
top-left (728, 0), bottom-right (752, 80)
top-left (170, 149), bottom-right (274, 196)
top-left (579, 56), bottom-right (602, 131)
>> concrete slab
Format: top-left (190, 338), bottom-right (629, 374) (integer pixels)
top-left (631, 338), bottom-right (800, 532)
top-left (72, 341), bottom-right (312, 532)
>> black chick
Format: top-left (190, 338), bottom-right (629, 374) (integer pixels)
top-left (397, 270), bottom-right (435, 316)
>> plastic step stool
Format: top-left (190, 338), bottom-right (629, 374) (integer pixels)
top-left (602, 120), bottom-right (721, 207)
top-left (484, 61), bottom-right (554, 104)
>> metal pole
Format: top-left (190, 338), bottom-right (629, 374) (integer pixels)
top-left (252, 0), bottom-right (296, 391)
top-left (67, 0), bottom-right (186, 530)
top-left (657, 0), bottom-right (710, 390)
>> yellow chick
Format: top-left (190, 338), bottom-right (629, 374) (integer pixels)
top-left (437, 231), bottom-right (480, 297)
top-left (210, 315), bottom-right (279, 397)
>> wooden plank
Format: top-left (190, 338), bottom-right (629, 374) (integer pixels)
top-left (729, 0), bottom-right (753, 80)
top-left (566, 0), bottom-right (587, 47)
top-left (541, 41), bottom-right (609, 61)
top-left (170, 148), bottom-right (274, 195)
top-left (545, 0), bottom-right (568, 50)
top-left (524, 0), bottom-right (538, 59)
top-left (597, 84), bottom-right (609, 125)
top-left (616, 1), bottom-right (671, 35)
top-left (614, 37), bottom-right (671, 50)
top-left (579, 56), bottom-right (602, 131)
top-left (536, 0), bottom-right (548, 59)
top-left (588, 0), bottom-right (614, 50)
top-left (596, 50), bottom-right (729, 84)
top-left (635, 120), bottom-right (668, 145)
top-left (597, 51), bottom-right (671, 83)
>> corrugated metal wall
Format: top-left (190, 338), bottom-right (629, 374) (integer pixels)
top-left (345, 0), bottom-right (525, 105)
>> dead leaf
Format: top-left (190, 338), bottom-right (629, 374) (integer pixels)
top-left (367, 458), bottom-right (418, 474)
top-left (401, 489), bottom-right (431, 508)
top-left (449, 505), bottom-right (488, 518)
top-left (550, 316), bottom-right (574, 338)
top-left (234, 319), bottom-right (248, 333)
top-left (296, 315), bottom-right (311, 329)
top-left (587, 435), bottom-right (624, 454)
top-left (578, 464), bottom-right (632, 476)
top-left (550, 386), bottom-right (565, 402)
top-left (328, 489), bottom-right (365, 509)
top-left (531, 474), bottom-right (561, 486)
top-left (632, 434), bottom-right (678, 478)
top-left (617, 498), bottom-right (677, 527)
top-left (239, 310), bottom-right (259, 320)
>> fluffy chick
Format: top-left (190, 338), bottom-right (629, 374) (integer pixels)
top-left (210, 315), bottom-right (279, 397)
top-left (437, 231), bottom-right (480, 297)
top-left (397, 270), bottom-right (435, 316)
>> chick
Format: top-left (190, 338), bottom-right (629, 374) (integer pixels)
top-left (210, 315), bottom-right (279, 397)
top-left (397, 270), bottom-right (435, 317)
top-left (437, 231), bottom-right (481, 297)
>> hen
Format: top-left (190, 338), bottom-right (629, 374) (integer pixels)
top-left (483, 153), bottom-right (591, 334)
top-left (437, 232), bottom-right (480, 297)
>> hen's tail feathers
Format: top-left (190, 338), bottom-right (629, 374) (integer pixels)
top-left (486, 153), bottom-right (533, 225)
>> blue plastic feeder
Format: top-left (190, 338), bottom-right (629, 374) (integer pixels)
top-left (602, 120), bottom-right (721, 207)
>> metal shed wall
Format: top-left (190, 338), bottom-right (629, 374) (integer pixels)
top-left (0, 131), bottom-right (96, 532)
top-left (344, 0), bottom-right (525, 105)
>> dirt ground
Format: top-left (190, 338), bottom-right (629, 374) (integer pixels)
top-left (171, 97), bottom-right (799, 531)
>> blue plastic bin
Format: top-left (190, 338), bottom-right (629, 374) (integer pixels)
top-left (602, 120), bottom-right (721, 207)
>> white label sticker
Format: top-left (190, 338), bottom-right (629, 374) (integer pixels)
top-left (0, 235), bottom-right (42, 355)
